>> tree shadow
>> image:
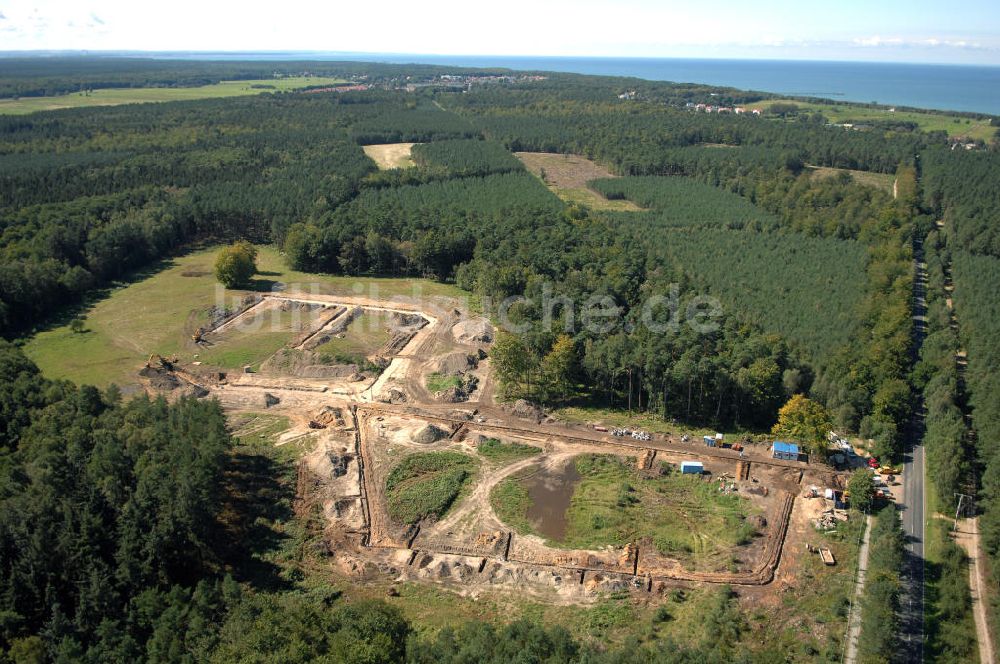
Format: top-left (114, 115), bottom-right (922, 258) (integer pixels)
top-left (219, 449), bottom-right (297, 592)
top-left (249, 278), bottom-right (283, 292)
top-left (29, 255), bottom-right (183, 334)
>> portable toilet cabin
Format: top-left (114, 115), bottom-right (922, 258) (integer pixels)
top-left (771, 441), bottom-right (800, 461)
top-left (703, 435), bottom-right (716, 447)
top-left (681, 461), bottom-right (704, 475)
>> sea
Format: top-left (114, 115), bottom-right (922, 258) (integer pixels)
top-left (149, 52), bottom-right (1000, 115)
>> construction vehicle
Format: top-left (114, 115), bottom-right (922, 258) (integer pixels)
top-left (146, 354), bottom-right (173, 371)
top-left (191, 327), bottom-right (206, 343)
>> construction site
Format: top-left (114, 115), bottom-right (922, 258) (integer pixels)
top-left (139, 289), bottom-right (852, 603)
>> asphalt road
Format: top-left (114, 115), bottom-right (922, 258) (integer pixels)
top-left (899, 441), bottom-right (925, 663)
top-left (897, 246), bottom-right (927, 662)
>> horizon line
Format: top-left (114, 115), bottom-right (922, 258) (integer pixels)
top-left (2, 49), bottom-right (1000, 69)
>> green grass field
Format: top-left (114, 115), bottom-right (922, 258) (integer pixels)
top-left (563, 455), bottom-right (756, 565)
top-left (750, 98), bottom-right (997, 141)
top-left (230, 412), bottom-right (291, 446)
top-left (385, 452), bottom-right (477, 524)
top-left (551, 405), bottom-right (765, 440)
top-left (493, 454), bottom-right (757, 568)
top-left (476, 438), bottom-right (542, 463)
top-left (312, 310), bottom-right (395, 363)
top-left (23, 245), bottom-right (469, 389)
top-left (491, 474), bottom-right (536, 534)
top-left (426, 372), bottom-right (463, 393)
top-left (200, 306), bottom-right (327, 371)
top-left (0, 77), bottom-right (348, 115)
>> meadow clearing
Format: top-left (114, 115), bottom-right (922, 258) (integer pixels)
top-left (0, 77), bottom-right (347, 114)
top-left (23, 245), bottom-right (466, 389)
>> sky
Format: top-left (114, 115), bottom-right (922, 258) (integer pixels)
top-left (2, 0), bottom-right (999, 65)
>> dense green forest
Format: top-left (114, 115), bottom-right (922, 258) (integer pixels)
top-left (917, 224), bottom-right (979, 661)
top-left (0, 66), bottom-right (927, 444)
top-left (918, 144), bottom-right (1000, 640)
top-left (855, 508), bottom-right (905, 663)
top-left (3, 57), bottom-right (1000, 661)
top-left (410, 139), bottom-right (525, 177)
top-left (0, 57), bottom-right (509, 98)
top-left (0, 341), bottom-right (760, 663)
top-left (590, 175), bottom-right (780, 229)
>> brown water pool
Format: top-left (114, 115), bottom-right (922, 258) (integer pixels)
top-left (523, 459), bottom-right (581, 541)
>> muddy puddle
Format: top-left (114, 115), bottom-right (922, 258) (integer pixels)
top-left (524, 459), bottom-right (581, 541)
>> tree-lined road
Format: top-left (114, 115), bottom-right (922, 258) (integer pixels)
top-left (897, 245), bottom-right (928, 662)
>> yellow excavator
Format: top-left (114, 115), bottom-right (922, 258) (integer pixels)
top-left (191, 327), bottom-right (206, 344)
top-left (145, 354), bottom-right (173, 371)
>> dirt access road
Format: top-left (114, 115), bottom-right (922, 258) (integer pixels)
top-left (955, 517), bottom-right (996, 664)
top-left (843, 514), bottom-right (873, 664)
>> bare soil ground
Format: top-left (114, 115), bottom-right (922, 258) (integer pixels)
top-left (515, 152), bottom-right (643, 211)
top-left (141, 287), bottom-right (851, 606)
top-left (364, 143), bottom-right (417, 169)
top-left (955, 517), bottom-right (996, 664)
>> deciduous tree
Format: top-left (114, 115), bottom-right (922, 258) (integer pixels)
top-left (214, 241), bottom-right (258, 289)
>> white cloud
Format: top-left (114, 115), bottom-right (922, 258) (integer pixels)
top-left (0, 0), bottom-right (996, 64)
top-left (852, 34), bottom-right (987, 50)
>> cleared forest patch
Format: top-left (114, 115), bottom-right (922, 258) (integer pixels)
top-left (0, 77), bottom-right (348, 115)
top-left (515, 152), bottom-right (643, 211)
top-left (23, 245), bottom-right (465, 389)
top-left (807, 165), bottom-right (895, 193)
top-left (364, 143), bottom-right (417, 169)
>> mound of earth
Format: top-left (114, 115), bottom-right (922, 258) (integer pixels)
top-left (452, 318), bottom-right (494, 344)
top-left (138, 365), bottom-right (180, 390)
top-left (390, 312), bottom-right (427, 329)
top-left (430, 352), bottom-right (478, 376)
top-left (510, 399), bottom-right (544, 421)
top-left (313, 406), bottom-right (346, 427)
top-left (182, 384), bottom-right (210, 399)
top-left (437, 386), bottom-right (467, 403)
top-left (412, 424), bottom-right (448, 444)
